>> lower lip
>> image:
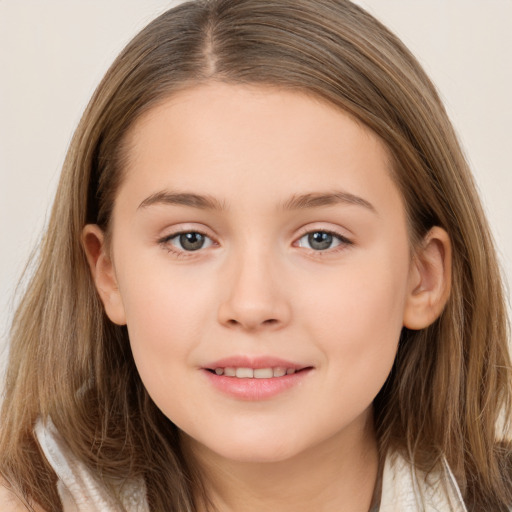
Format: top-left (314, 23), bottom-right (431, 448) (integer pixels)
top-left (203, 369), bottom-right (312, 400)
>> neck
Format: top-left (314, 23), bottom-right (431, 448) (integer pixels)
top-left (182, 411), bottom-right (380, 512)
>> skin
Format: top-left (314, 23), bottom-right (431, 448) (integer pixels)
top-left (83, 82), bottom-right (451, 512)
top-left (0, 481), bottom-right (45, 512)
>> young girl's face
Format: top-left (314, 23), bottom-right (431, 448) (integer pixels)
top-left (89, 82), bottom-right (424, 463)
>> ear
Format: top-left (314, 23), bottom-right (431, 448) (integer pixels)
top-left (403, 226), bottom-right (452, 330)
top-left (82, 224), bottom-right (127, 325)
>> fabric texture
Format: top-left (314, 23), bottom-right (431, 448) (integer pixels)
top-left (34, 419), bottom-right (148, 512)
top-left (378, 451), bottom-right (467, 511)
top-left (35, 419), bottom-right (467, 511)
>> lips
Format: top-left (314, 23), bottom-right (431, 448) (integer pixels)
top-left (202, 356), bottom-right (313, 400)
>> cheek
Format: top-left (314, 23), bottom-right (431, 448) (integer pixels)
top-left (117, 266), bottom-right (213, 392)
top-left (298, 247), bottom-right (409, 398)
top-left (302, 247), bottom-right (408, 338)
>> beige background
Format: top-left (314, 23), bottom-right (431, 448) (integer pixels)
top-left (1, 1), bottom-right (511, 372)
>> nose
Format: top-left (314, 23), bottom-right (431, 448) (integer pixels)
top-left (217, 248), bottom-right (291, 332)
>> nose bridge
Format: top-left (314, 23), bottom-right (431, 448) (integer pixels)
top-left (217, 238), bottom-right (290, 331)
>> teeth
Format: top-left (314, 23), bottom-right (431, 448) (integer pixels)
top-left (254, 368), bottom-right (273, 379)
top-left (236, 367), bottom-right (254, 378)
top-left (212, 366), bottom-right (298, 378)
top-left (273, 367), bottom-right (287, 377)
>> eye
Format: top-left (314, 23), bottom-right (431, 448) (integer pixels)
top-left (162, 231), bottom-right (214, 252)
top-left (296, 230), bottom-right (352, 251)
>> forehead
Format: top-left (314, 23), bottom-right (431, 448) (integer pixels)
top-left (116, 82), bottom-right (402, 217)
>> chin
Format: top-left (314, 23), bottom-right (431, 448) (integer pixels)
top-left (187, 429), bottom-right (304, 464)
top-left (216, 443), bottom-right (300, 464)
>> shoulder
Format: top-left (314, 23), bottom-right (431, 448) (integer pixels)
top-left (379, 451), bottom-right (468, 512)
top-left (0, 478), bottom-right (46, 512)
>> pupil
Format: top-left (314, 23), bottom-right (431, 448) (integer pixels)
top-left (308, 232), bottom-right (332, 250)
top-left (180, 233), bottom-right (205, 251)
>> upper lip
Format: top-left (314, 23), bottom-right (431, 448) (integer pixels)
top-left (203, 356), bottom-right (309, 370)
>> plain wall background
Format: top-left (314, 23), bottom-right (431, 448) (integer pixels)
top-left (1, 1), bottom-right (511, 373)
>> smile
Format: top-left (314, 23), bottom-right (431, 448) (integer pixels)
top-left (210, 367), bottom-right (297, 378)
top-left (203, 358), bottom-right (313, 400)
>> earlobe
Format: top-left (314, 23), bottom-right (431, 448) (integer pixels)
top-left (82, 225), bottom-right (127, 325)
top-left (403, 227), bottom-right (452, 330)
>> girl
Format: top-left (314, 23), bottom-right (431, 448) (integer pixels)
top-left (1, 0), bottom-right (511, 510)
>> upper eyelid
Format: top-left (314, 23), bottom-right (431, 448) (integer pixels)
top-left (161, 230), bottom-right (213, 242)
top-left (295, 225), bottom-right (353, 242)
top-left (159, 225), bottom-right (351, 240)
top-left (158, 225), bottom-right (215, 241)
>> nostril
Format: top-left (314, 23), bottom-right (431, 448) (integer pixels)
top-left (224, 317), bottom-right (280, 330)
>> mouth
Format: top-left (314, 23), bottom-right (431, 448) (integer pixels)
top-left (202, 358), bottom-right (313, 400)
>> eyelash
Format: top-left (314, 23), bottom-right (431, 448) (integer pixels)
top-left (158, 228), bottom-right (353, 258)
top-left (295, 228), bottom-right (353, 255)
top-left (159, 229), bottom-right (214, 259)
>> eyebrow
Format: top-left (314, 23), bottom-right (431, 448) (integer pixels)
top-left (138, 191), bottom-right (227, 210)
top-left (138, 189), bottom-right (377, 214)
top-left (280, 191), bottom-right (377, 213)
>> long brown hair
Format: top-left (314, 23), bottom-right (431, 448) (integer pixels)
top-left (1, 1), bottom-right (511, 510)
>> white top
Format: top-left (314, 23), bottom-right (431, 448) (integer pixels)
top-left (34, 419), bottom-right (467, 512)
top-left (34, 420), bottom-right (148, 512)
